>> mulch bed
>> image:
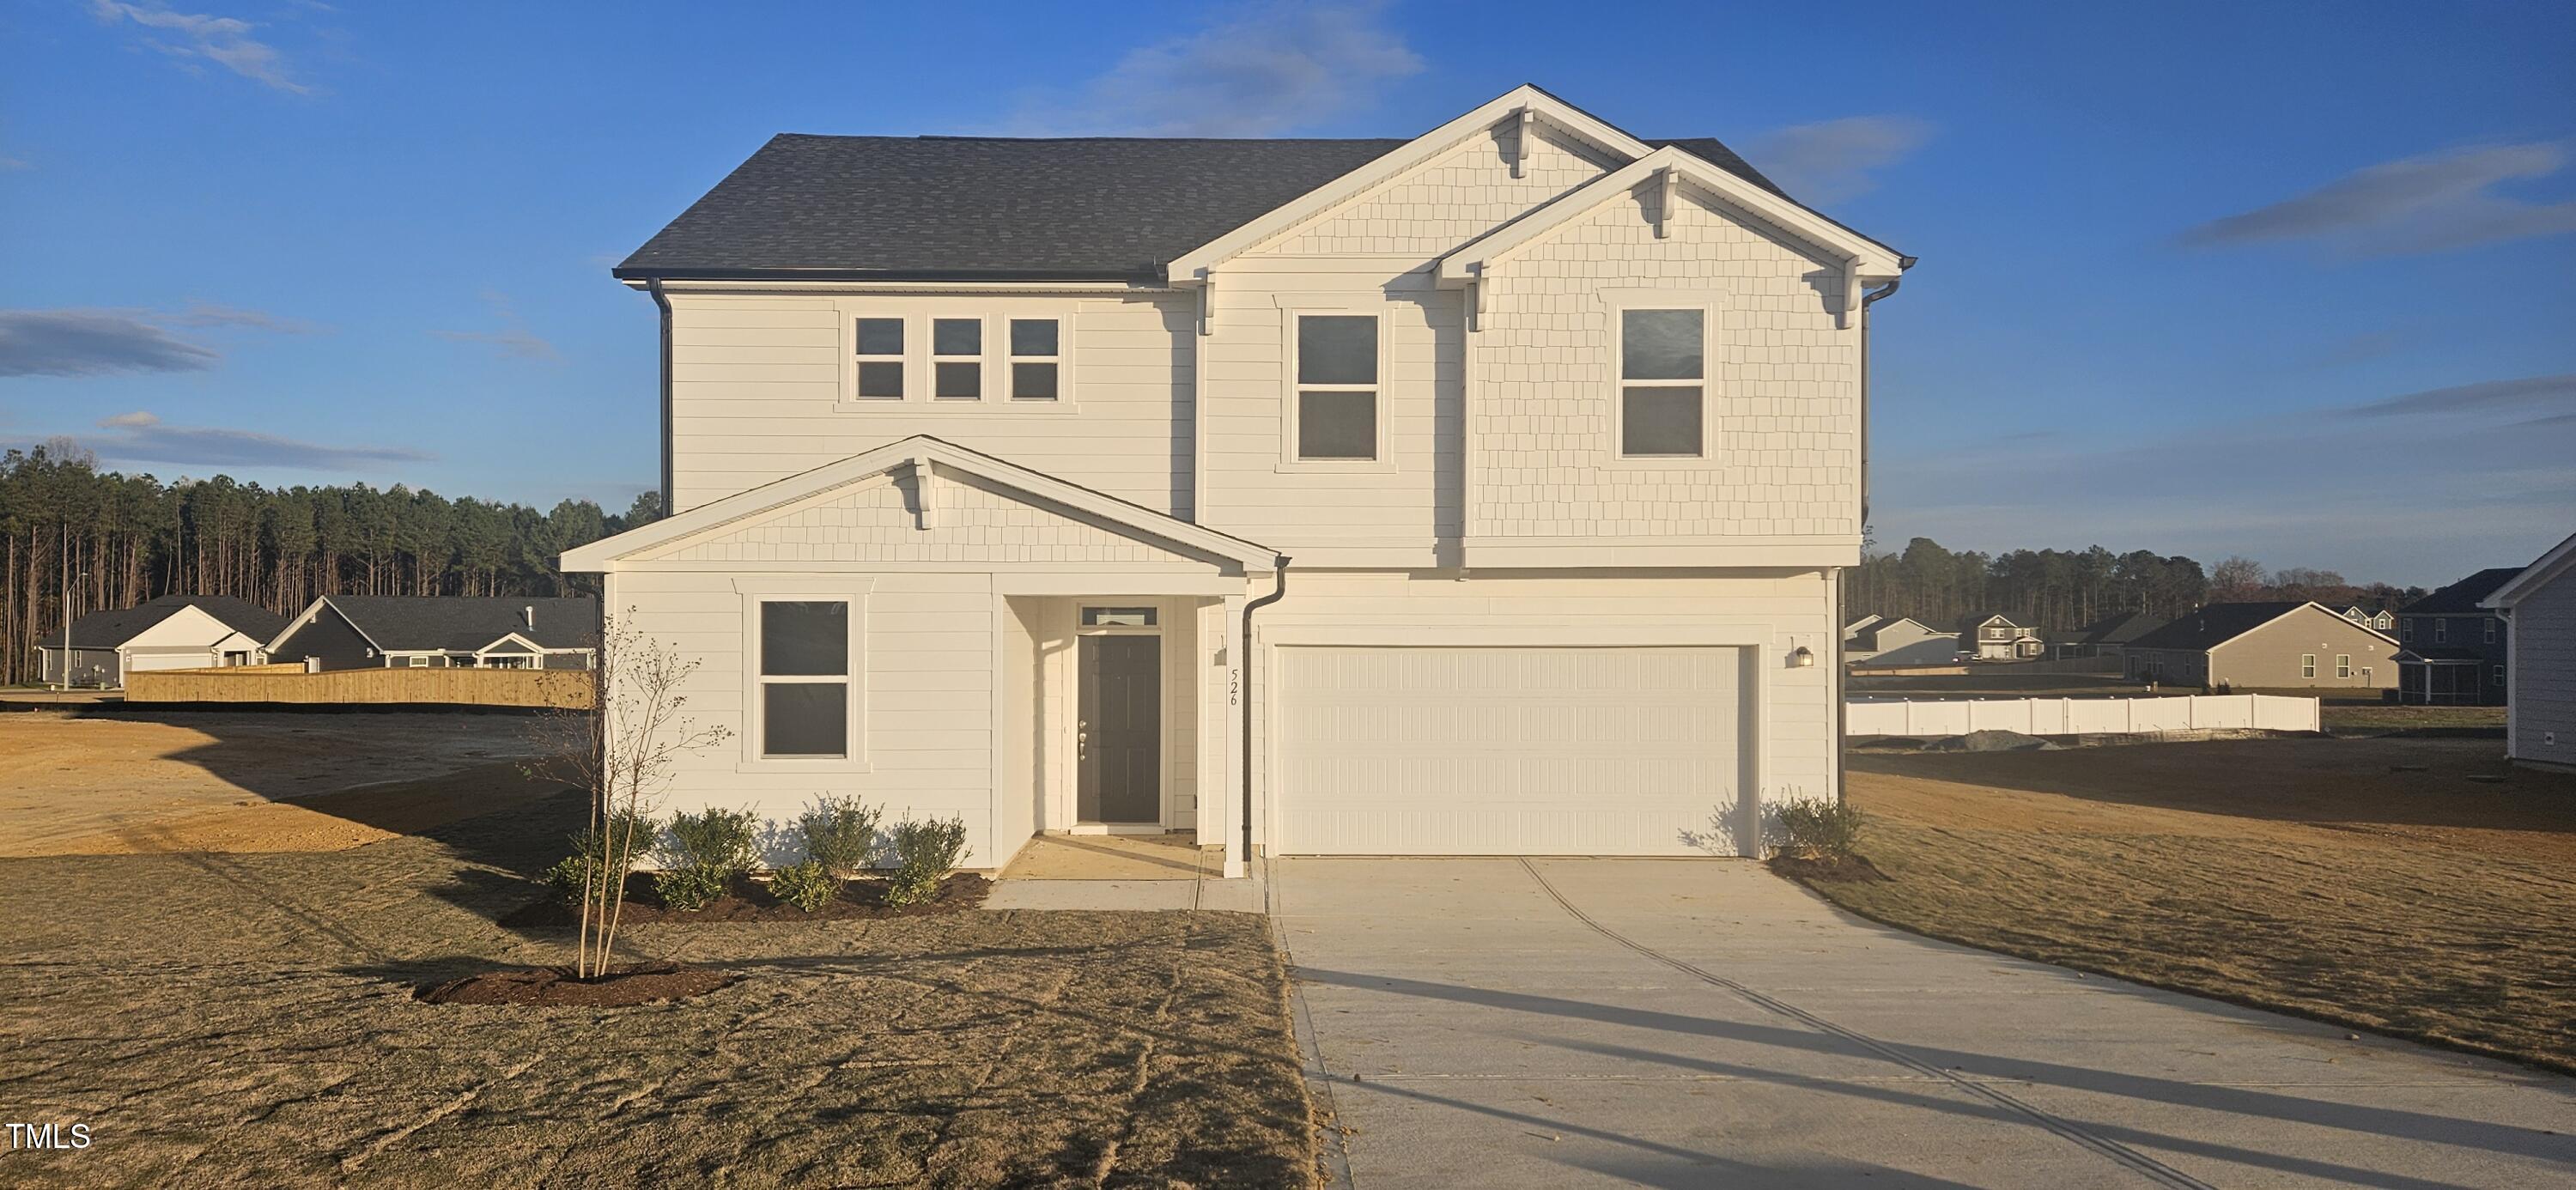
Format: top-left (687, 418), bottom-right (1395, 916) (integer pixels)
top-left (498, 871), bottom-right (990, 926)
top-left (418, 962), bottom-right (736, 1006)
top-left (1769, 853), bottom-right (1891, 883)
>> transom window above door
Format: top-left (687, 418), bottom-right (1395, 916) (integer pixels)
top-left (1293, 313), bottom-right (1379, 462)
top-left (1619, 307), bottom-right (1706, 458)
top-left (1080, 606), bottom-right (1157, 628)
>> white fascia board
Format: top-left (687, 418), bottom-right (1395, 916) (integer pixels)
top-left (561, 434), bottom-right (1278, 573)
top-left (1437, 146), bottom-right (1907, 285)
top-left (265, 596), bottom-right (383, 654)
top-left (1168, 84), bottom-right (1650, 279)
top-left (624, 279), bottom-right (1176, 295)
top-left (2484, 530), bottom-right (2576, 609)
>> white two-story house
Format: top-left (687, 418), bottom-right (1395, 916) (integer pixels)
top-left (563, 86), bottom-right (1911, 877)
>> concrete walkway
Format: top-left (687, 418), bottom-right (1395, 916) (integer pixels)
top-left (1271, 857), bottom-right (2576, 1188)
top-left (981, 833), bottom-right (1264, 911)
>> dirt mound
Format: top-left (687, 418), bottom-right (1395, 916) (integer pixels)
top-left (499, 872), bottom-right (989, 926)
top-left (419, 962), bottom-right (734, 1006)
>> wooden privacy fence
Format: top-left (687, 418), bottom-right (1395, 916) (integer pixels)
top-left (125, 666), bottom-right (593, 709)
top-left (1845, 694), bottom-right (2320, 738)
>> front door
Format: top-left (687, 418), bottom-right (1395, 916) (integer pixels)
top-left (1078, 634), bottom-right (1161, 823)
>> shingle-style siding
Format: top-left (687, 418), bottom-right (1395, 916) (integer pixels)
top-left (1473, 176), bottom-right (1859, 542)
top-left (668, 292), bottom-right (1194, 517)
top-left (657, 471), bottom-right (1207, 568)
top-left (1252, 122), bottom-right (1623, 258)
top-left (2511, 564), bottom-right (2576, 767)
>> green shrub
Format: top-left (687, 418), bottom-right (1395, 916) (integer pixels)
top-left (1773, 796), bottom-right (1867, 862)
top-left (769, 859), bottom-right (839, 913)
top-left (884, 816), bottom-right (969, 907)
top-left (798, 795), bottom-right (882, 878)
top-left (544, 810), bottom-right (659, 905)
top-left (662, 807), bottom-right (762, 877)
top-left (653, 865), bottom-right (729, 912)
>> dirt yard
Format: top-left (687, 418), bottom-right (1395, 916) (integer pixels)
top-left (1826, 737), bottom-right (2576, 1074)
top-left (0, 709), bottom-right (562, 856)
top-left (0, 791), bottom-right (1315, 1187)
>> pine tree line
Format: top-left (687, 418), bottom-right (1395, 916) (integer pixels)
top-left (1, 441), bottom-right (659, 686)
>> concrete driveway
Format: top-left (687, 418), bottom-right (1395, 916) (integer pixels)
top-left (1269, 858), bottom-right (2576, 1188)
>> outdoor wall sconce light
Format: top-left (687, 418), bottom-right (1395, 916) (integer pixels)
top-left (1789, 646), bottom-right (1816, 668)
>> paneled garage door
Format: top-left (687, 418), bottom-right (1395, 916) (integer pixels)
top-left (1273, 646), bottom-right (1746, 855)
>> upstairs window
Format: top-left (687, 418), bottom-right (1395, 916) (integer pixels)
top-left (759, 600), bottom-right (850, 758)
top-left (1295, 314), bottom-right (1378, 460)
top-left (1010, 318), bottom-right (1060, 401)
top-left (2433, 618), bottom-right (2447, 643)
top-left (2301, 654), bottom-right (2316, 679)
top-left (1619, 308), bottom-right (1705, 458)
top-left (2336, 655), bottom-right (2353, 678)
top-left (2484, 618), bottom-right (2497, 644)
top-left (855, 319), bottom-right (905, 399)
top-left (933, 318), bottom-right (982, 400)
top-left (2399, 617), bottom-right (2413, 641)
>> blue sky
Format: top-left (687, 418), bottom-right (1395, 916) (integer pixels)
top-left (3, 1), bottom-right (2571, 586)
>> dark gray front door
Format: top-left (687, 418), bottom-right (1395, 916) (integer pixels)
top-left (1078, 634), bottom-right (1161, 823)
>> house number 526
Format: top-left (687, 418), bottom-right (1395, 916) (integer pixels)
top-left (1229, 668), bottom-right (1240, 706)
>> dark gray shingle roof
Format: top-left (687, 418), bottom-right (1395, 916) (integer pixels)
top-left (39, 594), bottom-right (287, 650)
top-left (614, 134), bottom-right (1784, 282)
top-left (2127, 603), bottom-right (2311, 652)
top-left (2066, 610), bottom-right (2170, 647)
top-left (2397, 568), bottom-right (2521, 615)
top-left (326, 596), bottom-right (599, 652)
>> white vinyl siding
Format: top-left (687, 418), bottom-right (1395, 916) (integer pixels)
top-left (666, 292), bottom-right (1185, 518)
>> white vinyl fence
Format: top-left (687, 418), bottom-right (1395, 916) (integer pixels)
top-left (1845, 694), bottom-right (2319, 738)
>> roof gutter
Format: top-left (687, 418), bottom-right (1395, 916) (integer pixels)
top-left (648, 277), bottom-right (674, 518)
top-left (614, 266), bottom-right (1165, 285)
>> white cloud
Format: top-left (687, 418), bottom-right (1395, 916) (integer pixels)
top-left (89, 1), bottom-right (309, 94)
top-left (431, 292), bottom-right (558, 362)
top-left (0, 305), bottom-right (316, 377)
top-left (74, 410), bottom-right (430, 471)
top-left (1012, 1), bottom-right (1423, 137)
top-left (1745, 115), bottom-right (1935, 204)
top-left (2178, 143), bottom-right (2576, 255)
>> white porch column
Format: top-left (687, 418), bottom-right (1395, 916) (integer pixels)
top-left (1218, 592), bottom-right (1249, 878)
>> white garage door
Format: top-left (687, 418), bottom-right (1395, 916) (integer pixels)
top-left (125, 652), bottom-right (216, 673)
top-left (1273, 646), bottom-right (1746, 855)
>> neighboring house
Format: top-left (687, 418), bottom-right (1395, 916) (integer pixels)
top-left (1958, 613), bottom-right (2045, 661)
top-left (2391, 568), bottom-right (2519, 706)
top-left (2123, 601), bottom-right (2397, 690)
top-left (1845, 615), bottom-right (1953, 666)
top-left (561, 85), bottom-right (1911, 876)
top-left (267, 596), bottom-right (600, 671)
top-left (2340, 606), bottom-right (2395, 632)
top-left (34, 594), bottom-right (286, 688)
top-left (2052, 610), bottom-right (2168, 661)
top-left (2484, 531), bottom-right (2576, 770)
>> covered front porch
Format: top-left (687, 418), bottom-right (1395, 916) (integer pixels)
top-left (994, 583), bottom-right (1256, 877)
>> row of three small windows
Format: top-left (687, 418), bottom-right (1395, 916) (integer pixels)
top-left (855, 317), bottom-right (1060, 402)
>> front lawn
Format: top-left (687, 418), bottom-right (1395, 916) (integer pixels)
top-left (1816, 737), bottom-right (2576, 1075)
top-left (0, 792), bottom-right (1314, 1187)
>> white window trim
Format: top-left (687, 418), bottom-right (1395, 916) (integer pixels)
top-left (2301, 653), bottom-right (2316, 679)
top-left (834, 301), bottom-right (1079, 414)
top-left (930, 315), bottom-right (987, 402)
top-left (734, 577), bottom-right (873, 773)
top-left (1604, 291), bottom-right (1721, 467)
top-left (1006, 315), bottom-right (1067, 403)
top-left (2433, 618), bottom-right (2447, 643)
top-left (1278, 304), bottom-right (1394, 473)
top-left (2336, 654), bottom-right (2353, 678)
top-left (2484, 618), bottom-right (2497, 644)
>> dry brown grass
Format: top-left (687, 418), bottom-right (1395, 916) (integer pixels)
top-left (0, 791), bottom-right (1315, 1187)
top-left (1820, 737), bottom-right (2576, 1075)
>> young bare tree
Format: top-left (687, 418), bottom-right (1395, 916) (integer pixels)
top-left (526, 608), bottom-right (730, 979)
